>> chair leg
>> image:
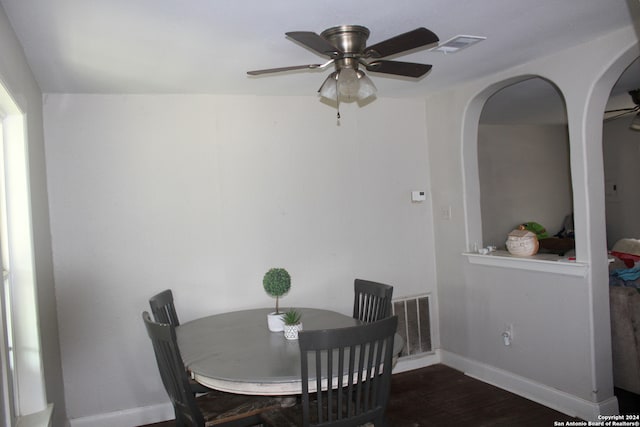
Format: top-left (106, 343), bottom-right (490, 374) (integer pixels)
top-left (174, 407), bottom-right (185, 427)
top-left (376, 416), bottom-right (389, 427)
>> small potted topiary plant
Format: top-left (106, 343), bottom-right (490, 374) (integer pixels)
top-left (263, 267), bottom-right (291, 331)
top-left (282, 309), bottom-right (302, 340)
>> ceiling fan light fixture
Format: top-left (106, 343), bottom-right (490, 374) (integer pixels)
top-left (319, 68), bottom-right (377, 102)
top-left (356, 70), bottom-right (377, 100)
top-left (318, 71), bottom-right (338, 101)
top-left (318, 68), bottom-right (377, 102)
top-left (337, 68), bottom-right (360, 99)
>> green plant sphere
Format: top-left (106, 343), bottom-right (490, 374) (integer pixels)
top-left (263, 268), bottom-right (291, 297)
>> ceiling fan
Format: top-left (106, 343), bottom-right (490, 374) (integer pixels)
top-left (247, 25), bottom-right (439, 116)
top-left (604, 89), bottom-right (640, 131)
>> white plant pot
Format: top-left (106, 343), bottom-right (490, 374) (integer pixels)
top-left (283, 323), bottom-right (303, 340)
top-left (505, 228), bottom-right (539, 257)
top-left (267, 312), bottom-right (284, 332)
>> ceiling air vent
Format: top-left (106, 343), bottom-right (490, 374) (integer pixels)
top-left (431, 35), bottom-right (485, 54)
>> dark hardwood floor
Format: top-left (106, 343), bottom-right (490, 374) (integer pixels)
top-left (139, 363), bottom-right (638, 427)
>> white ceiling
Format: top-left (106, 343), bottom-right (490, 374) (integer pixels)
top-left (1, 0), bottom-right (639, 101)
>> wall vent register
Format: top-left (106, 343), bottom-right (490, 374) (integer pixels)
top-left (392, 294), bottom-right (432, 358)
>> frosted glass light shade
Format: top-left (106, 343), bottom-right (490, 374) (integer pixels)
top-left (318, 69), bottom-right (377, 102)
top-left (356, 71), bottom-right (376, 100)
top-left (337, 68), bottom-right (359, 99)
top-left (318, 72), bottom-right (338, 101)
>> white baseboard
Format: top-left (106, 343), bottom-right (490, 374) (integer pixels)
top-left (440, 350), bottom-right (619, 422)
top-left (68, 401), bottom-right (173, 427)
top-left (393, 350), bottom-right (441, 373)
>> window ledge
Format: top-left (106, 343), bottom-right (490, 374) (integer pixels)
top-left (16, 404), bottom-right (53, 427)
top-left (464, 250), bottom-right (588, 277)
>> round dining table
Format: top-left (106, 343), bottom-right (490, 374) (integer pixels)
top-left (176, 307), bottom-right (403, 396)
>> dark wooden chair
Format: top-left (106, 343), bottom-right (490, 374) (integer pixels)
top-left (142, 311), bottom-right (282, 427)
top-left (260, 315), bottom-right (399, 427)
top-left (353, 279), bottom-right (394, 323)
top-left (149, 289), bottom-right (211, 394)
top-left (149, 289), bottom-right (181, 326)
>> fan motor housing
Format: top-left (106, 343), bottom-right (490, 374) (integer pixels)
top-left (320, 25), bottom-right (370, 55)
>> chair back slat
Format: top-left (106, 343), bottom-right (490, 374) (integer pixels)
top-left (149, 289), bottom-right (181, 326)
top-left (353, 279), bottom-right (393, 323)
top-left (336, 346), bottom-right (345, 419)
top-left (297, 315), bottom-right (398, 427)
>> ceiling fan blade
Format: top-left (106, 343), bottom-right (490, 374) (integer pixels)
top-left (366, 60), bottom-right (433, 78)
top-left (365, 27), bottom-right (439, 58)
top-left (604, 106), bottom-right (639, 114)
top-left (604, 106), bottom-right (640, 122)
top-left (247, 63), bottom-right (326, 76)
top-left (285, 31), bottom-right (342, 57)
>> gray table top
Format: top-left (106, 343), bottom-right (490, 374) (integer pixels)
top-left (177, 307), bottom-right (401, 395)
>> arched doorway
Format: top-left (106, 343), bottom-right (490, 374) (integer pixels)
top-left (602, 55), bottom-right (640, 413)
top-left (478, 77), bottom-right (572, 252)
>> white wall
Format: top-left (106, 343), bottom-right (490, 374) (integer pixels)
top-left (42, 95), bottom-right (438, 424)
top-left (479, 124), bottom-right (572, 248)
top-left (426, 25), bottom-right (640, 420)
top-left (0, 4), bottom-right (66, 427)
